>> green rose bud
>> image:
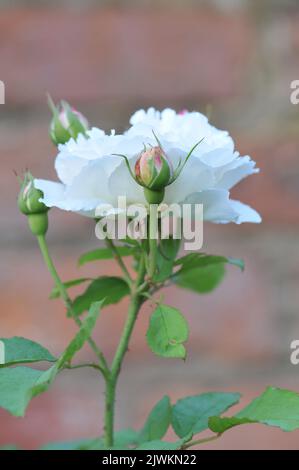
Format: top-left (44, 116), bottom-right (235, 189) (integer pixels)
top-left (135, 145), bottom-right (173, 204)
top-left (135, 146), bottom-right (172, 190)
top-left (18, 172), bottom-right (49, 236)
top-left (48, 95), bottom-right (89, 146)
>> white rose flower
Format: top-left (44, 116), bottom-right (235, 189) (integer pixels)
top-left (35, 108), bottom-right (261, 224)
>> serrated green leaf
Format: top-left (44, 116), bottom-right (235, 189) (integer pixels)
top-left (78, 247), bottom-right (133, 266)
top-left (0, 302), bottom-right (102, 417)
top-left (209, 387), bottom-right (299, 434)
top-left (175, 261), bottom-right (225, 293)
top-left (0, 337), bottom-right (56, 367)
top-left (172, 392), bottom-right (241, 438)
top-left (173, 253), bottom-right (244, 294)
top-left (72, 277), bottom-right (129, 315)
top-left (0, 366), bottom-right (56, 417)
top-left (138, 396), bottom-right (172, 443)
top-left (50, 278), bottom-right (92, 299)
top-left (154, 238), bottom-right (181, 282)
top-left (208, 416), bottom-right (248, 434)
top-left (0, 361), bottom-right (68, 418)
top-left (146, 304), bottom-right (189, 359)
top-left (175, 253), bottom-right (244, 271)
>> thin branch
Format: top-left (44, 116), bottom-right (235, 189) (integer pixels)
top-left (64, 363), bottom-right (103, 372)
top-left (104, 256), bottom-right (146, 447)
top-left (105, 237), bottom-right (133, 286)
top-left (37, 234), bottom-right (110, 379)
top-left (181, 433), bottom-right (221, 450)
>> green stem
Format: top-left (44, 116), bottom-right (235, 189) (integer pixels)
top-left (64, 363), bottom-right (103, 372)
top-left (105, 237), bottom-right (133, 287)
top-left (104, 256), bottom-right (146, 448)
top-left (148, 208), bottom-right (158, 279)
top-left (181, 433), bottom-right (221, 449)
top-left (37, 234), bottom-right (109, 378)
top-left (104, 376), bottom-right (117, 448)
top-left (110, 295), bottom-right (142, 380)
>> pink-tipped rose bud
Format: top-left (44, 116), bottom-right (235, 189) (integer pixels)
top-left (48, 95), bottom-right (89, 146)
top-left (135, 146), bottom-right (172, 191)
top-left (18, 172), bottom-right (49, 236)
top-left (18, 172), bottom-right (48, 216)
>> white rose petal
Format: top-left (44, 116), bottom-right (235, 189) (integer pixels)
top-left (36, 108), bottom-right (261, 224)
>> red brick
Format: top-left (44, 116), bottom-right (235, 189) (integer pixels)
top-left (0, 8), bottom-right (253, 105)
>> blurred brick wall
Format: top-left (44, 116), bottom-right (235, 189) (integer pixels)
top-left (1, 1), bottom-right (299, 449)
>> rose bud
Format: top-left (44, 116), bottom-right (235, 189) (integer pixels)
top-left (18, 172), bottom-right (49, 236)
top-left (48, 95), bottom-right (89, 146)
top-left (135, 146), bottom-right (172, 189)
top-left (134, 145), bottom-right (173, 204)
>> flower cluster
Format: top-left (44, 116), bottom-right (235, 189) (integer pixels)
top-left (34, 107), bottom-right (261, 224)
